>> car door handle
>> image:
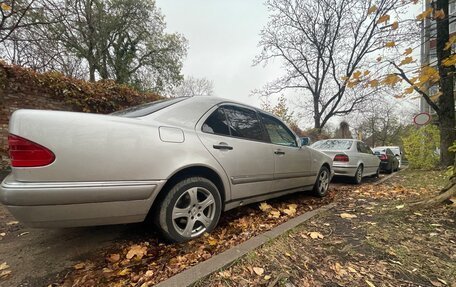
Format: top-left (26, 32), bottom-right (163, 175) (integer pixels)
top-left (213, 143), bottom-right (233, 150)
top-left (274, 150), bottom-right (285, 155)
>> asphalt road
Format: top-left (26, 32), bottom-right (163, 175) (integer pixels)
top-left (0, 171), bottom-right (387, 287)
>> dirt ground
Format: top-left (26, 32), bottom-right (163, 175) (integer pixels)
top-left (195, 170), bottom-right (455, 287)
top-left (0, 170), bottom-right (384, 287)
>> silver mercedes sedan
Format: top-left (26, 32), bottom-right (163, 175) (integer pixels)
top-left (311, 139), bottom-right (380, 184)
top-left (1, 96), bottom-right (333, 242)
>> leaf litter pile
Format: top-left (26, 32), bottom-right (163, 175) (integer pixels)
top-left (54, 186), bottom-right (344, 286)
top-left (3, 170), bottom-right (449, 287)
top-left (196, 170), bottom-right (455, 287)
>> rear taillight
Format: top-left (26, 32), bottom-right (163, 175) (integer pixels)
top-left (8, 134), bottom-right (55, 167)
top-left (379, 154), bottom-right (388, 161)
top-left (334, 154), bottom-right (349, 162)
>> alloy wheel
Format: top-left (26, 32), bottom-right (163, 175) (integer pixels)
top-left (171, 187), bottom-right (216, 238)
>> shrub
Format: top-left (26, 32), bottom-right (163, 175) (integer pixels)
top-left (402, 124), bottom-right (440, 169)
top-left (0, 61), bottom-right (161, 114)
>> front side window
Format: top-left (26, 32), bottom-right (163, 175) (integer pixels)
top-left (260, 113), bottom-right (297, 147)
top-left (202, 107), bottom-right (230, 136)
top-left (357, 142), bottom-right (366, 153)
top-left (223, 106), bottom-right (266, 141)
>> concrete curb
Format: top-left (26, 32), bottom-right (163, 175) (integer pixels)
top-left (156, 202), bottom-right (336, 287)
top-left (373, 166), bottom-right (409, 186)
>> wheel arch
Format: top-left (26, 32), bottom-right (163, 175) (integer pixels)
top-left (149, 165), bottom-right (228, 214)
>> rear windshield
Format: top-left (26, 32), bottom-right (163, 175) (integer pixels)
top-left (312, 140), bottom-right (353, 150)
top-left (111, 97), bottom-right (188, 118)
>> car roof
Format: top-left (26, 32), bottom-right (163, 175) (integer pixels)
top-left (149, 96), bottom-right (287, 129)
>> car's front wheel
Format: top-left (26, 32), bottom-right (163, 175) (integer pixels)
top-left (156, 177), bottom-right (222, 243)
top-left (313, 166), bottom-right (330, 197)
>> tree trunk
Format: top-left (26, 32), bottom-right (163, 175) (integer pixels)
top-left (436, 0), bottom-right (456, 167)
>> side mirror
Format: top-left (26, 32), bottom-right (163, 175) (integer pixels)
top-left (300, 137), bottom-right (311, 147)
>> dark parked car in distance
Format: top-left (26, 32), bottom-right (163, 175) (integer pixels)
top-left (372, 148), bottom-right (399, 173)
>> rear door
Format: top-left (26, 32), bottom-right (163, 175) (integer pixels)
top-left (259, 113), bottom-right (314, 192)
top-left (357, 142), bottom-right (379, 175)
top-left (197, 104), bottom-right (274, 200)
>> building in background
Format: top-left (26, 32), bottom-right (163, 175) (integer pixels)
top-left (420, 0), bottom-right (456, 113)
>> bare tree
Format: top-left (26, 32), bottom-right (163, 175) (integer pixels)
top-left (254, 0), bottom-right (406, 132)
top-left (172, 76), bottom-right (215, 97)
top-left (0, 0), bottom-right (60, 44)
top-left (355, 99), bottom-right (407, 147)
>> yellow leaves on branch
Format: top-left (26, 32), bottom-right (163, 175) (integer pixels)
top-left (367, 5), bottom-right (377, 15)
top-left (419, 66), bottom-right (440, 84)
top-left (391, 21), bottom-right (399, 30)
top-left (404, 86), bottom-right (415, 94)
top-left (403, 48), bottom-right (413, 55)
top-left (352, 70), bottom-right (362, 79)
top-left (433, 9), bottom-right (445, 20)
top-left (430, 91), bottom-right (443, 101)
top-left (416, 7), bottom-right (433, 20)
top-left (442, 54), bottom-right (456, 67)
top-left (400, 65), bottom-right (440, 98)
top-left (382, 74), bottom-right (402, 86)
top-left (444, 36), bottom-right (456, 50)
top-left (377, 14), bottom-right (390, 24)
top-left (0, 3), bottom-right (11, 11)
top-left (400, 56), bottom-right (414, 66)
top-left (385, 41), bottom-right (396, 48)
top-left (368, 79), bottom-right (379, 88)
top-left (344, 70), bottom-right (373, 89)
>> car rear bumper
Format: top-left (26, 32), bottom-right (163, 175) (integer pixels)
top-left (0, 175), bottom-right (166, 227)
top-left (332, 164), bottom-right (358, 177)
top-left (379, 161), bottom-right (390, 171)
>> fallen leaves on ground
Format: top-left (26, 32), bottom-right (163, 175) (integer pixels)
top-left (196, 170), bottom-right (455, 287)
top-left (308, 231), bottom-right (324, 239)
top-left (126, 244), bottom-right (148, 260)
top-left (53, 170), bottom-right (451, 287)
top-left (252, 267), bottom-right (264, 276)
top-left (0, 262), bottom-right (11, 279)
top-left (340, 213), bottom-right (357, 219)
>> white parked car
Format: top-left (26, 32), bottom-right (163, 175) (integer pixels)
top-left (311, 139), bottom-right (380, 184)
top-left (0, 96), bottom-right (334, 243)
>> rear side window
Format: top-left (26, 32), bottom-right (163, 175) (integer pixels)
top-left (111, 97), bottom-right (187, 118)
top-left (223, 106), bottom-right (266, 141)
top-left (260, 113), bottom-right (297, 147)
top-left (202, 108), bottom-right (230, 136)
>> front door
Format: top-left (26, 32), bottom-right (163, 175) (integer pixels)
top-left (197, 105), bottom-right (274, 200)
top-left (259, 113), bottom-right (315, 192)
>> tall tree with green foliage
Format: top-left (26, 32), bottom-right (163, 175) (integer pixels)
top-left (2, 0), bottom-right (187, 92)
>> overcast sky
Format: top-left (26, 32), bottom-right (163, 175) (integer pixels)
top-left (156, 0), bottom-right (421, 128)
top-left (156, 0), bottom-right (280, 107)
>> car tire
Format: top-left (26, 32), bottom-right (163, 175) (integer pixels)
top-left (387, 164), bottom-right (393, 174)
top-left (156, 176), bottom-right (222, 243)
top-left (313, 166), bottom-right (330, 197)
top-left (373, 167), bottom-right (380, 178)
top-left (352, 165), bottom-right (363, 184)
